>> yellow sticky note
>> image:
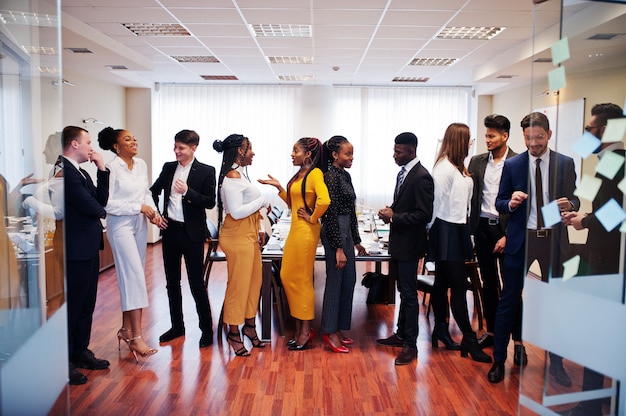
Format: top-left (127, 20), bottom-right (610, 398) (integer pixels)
top-left (551, 37), bottom-right (570, 66)
top-left (574, 174), bottom-right (602, 202)
top-left (601, 118), bottom-right (626, 143)
top-left (562, 255), bottom-right (580, 281)
top-left (548, 66), bottom-right (566, 91)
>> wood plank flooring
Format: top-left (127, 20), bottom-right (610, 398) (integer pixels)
top-left (48, 242), bottom-right (567, 415)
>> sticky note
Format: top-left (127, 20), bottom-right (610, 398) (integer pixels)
top-left (551, 37), bottom-right (570, 66)
top-left (618, 177), bottom-right (626, 195)
top-left (595, 198), bottom-right (626, 232)
top-left (548, 66), bottom-right (566, 91)
top-left (541, 200), bottom-right (561, 228)
top-left (572, 131), bottom-right (601, 159)
top-left (601, 118), bottom-right (626, 143)
top-left (562, 255), bottom-right (580, 281)
top-left (595, 151), bottom-right (625, 180)
top-left (620, 220), bottom-right (626, 233)
top-left (574, 174), bottom-right (602, 201)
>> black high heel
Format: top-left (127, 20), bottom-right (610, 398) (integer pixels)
top-left (242, 323), bottom-right (265, 348)
top-left (431, 322), bottom-right (461, 350)
top-left (460, 332), bottom-right (492, 363)
top-left (288, 329), bottom-right (315, 351)
top-left (227, 332), bottom-right (250, 356)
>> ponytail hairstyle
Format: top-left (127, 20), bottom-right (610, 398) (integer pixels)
top-left (436, 123), bottom-right (471, 176)
top-left (212, 134), bottom-right (250, 228)
top-left (97, 126), bottom-right (124, 154)
top-left (322, 135), bottom-right (349, 173)
top-left (286, 137), bottom-right (324, 214)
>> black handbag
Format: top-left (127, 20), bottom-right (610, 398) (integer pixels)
top-left (361, 272), bottom-right (388, 304)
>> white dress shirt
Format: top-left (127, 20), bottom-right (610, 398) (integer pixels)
top-left (480, 148), bottom-right (509, 219)
top-left (167, 160), bottom-right (193, 222)
top-left (431, 157), bottom-right (473, 225)
top-left (527, 150), bottom-right (550, 230)
top-left (105, 156), bottom-right (156, 216)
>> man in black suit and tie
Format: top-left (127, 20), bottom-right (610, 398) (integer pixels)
top-left (468, 115), bottom-right (517, 350)
top-left (488, 112), bottom-right (579, 384)
top-left (151, 130), bottom-right (216, 348)
top-left (376, 132), bottom-right (434, 366)
top-left (61, 126), bottom-right (111, 385)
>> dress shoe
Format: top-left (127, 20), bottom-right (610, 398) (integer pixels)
top-left (550, 363), bottom-right (572, 387)
top-left (513, 344), bottom-right (528, 366)
top-left (488, 361), bottom-right (505, 383)
top-left (460, 332), bottom-right (492, 363)
top-left (376, 333), bottom-right (404, 347)
top-left (288, 329), bottom-right (315, 351)
top-left (431, 322), bottom-right (461, 350)
top-left (477, 333), bottom-right (494, 349)
top-left (340, 337), bottom-right (354, 346)
top-left (69, 363), bottom-right (87, 385)
top-left (159, 328), bottom-right (185, 343)
top-left (72, 349), bottom-right (110, 370)
top-left (199, 332), bottom-right (213, 348)
top-left (394, 346), bottom-right (417, 366)
top-left (323, 334), bottom-right (349, 353)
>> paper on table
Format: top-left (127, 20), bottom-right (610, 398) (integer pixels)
top-left (574, 174), bottom-right (602, 201)
top-left (551, 37), bottom-right (570, 66)
top-left (595, 151), bottom-right (625, 180)
top-left (548, 66), bottom-right (566, 91)
top-left (595, 198), bottom-right (626, 232)
top-left (562, 255), bottom-right (580, 281)
top-left (601, 118), bottom-right (626, 143)
top-left (541, 200), bottom-right (561, 228)
top-left (572, 131), bottom-right (601, 159)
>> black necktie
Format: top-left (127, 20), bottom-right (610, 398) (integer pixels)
top-left (535, 159), bottom-right (544, 229)
top-left (394, 166), bottom-right (406, 200)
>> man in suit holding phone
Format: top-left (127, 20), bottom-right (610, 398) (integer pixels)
top-left (376, 132), bottom-right (434, 365)
top-left (62, 126), bottom-right (111, 384)
top-left (151, 129), bottom-right (216, 348)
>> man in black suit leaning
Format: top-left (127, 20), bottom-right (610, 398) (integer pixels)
top-left (151, 129), bottom-right (216, 348)
top-left (377, 132), bottom-right (434, 365)
top-left (468, 115), bottom-right (517, 351)
top-left (61, 126), bottom-right (111, 384)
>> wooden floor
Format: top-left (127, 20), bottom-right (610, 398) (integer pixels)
top-left (48, 242), bottom-right (574, 415)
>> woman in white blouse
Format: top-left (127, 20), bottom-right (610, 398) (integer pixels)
top-left (98, 127), bottom-right (165, 361)
top-left (429, 123), bottom-right (491, 363)
top-left (213, 134), bottom-right (270, 356)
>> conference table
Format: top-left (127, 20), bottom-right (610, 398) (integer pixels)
top-left (258, 213), bottom-right (392, 341)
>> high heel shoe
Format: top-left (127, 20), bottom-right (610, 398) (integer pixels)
top-left (431, 322), bottom-right (461, 350)
top-left (288, 329), bottom-right (315, 351)
top-left (323, 334), bottom-right (349, 353)
top-left (117, 327), bottom-right (131, 351)
top-left (227, 332), bottom-right (250, 356)
top-left (338, 331), bottom-right (354, 345)
top-left (242, 323), bottom-right (265, 348)
top-left (128, 336), bottom-right (158, 363)
top-left (460, 332), bottom-right (492, 363)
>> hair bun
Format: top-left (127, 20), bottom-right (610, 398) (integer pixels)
top-left (213, 139), bottom-right (224, 153)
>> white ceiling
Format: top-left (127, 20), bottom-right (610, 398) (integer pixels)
top-left (15, 0), bottom-right (626, 94)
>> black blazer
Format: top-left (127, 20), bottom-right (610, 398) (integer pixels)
top-left (467, 147), bottom-right (517, 234)
top-left (388, 160), bottom-right (434, 261)
top-left (63, 158), bottom-right (110, 261)
top-left (151, 159), bottom-right (216, 243)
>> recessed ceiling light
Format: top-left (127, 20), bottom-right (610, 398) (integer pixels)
top-left (392, 77), bottom-right (429, 83)
top-left (201, 75), bottom-right (238, 80)
top-left (39, 67), bottom-right (59, 73)
top-left (0, 10), bottom-right (57, 26)
top-left (278, 75), bottom-right (314, 81)
top-left (65, 48), bottom-right (93, 54)
top-left (587, 33), bottom-right (623, 41)
top-left (250, 24), bottom-right (311, 38)
top-left (105, 65), bottom-right (128, 70)
top-left (268, 56), bottom-right (313, 64)
top-left (410, 58), bottom-right (457, 66)
top-left (172, 56), bottom-right (219, 63)
top-left (496, 75), bottom-right (518, 79)
top-left (122, 23), bottom-right (190, 36)
top-left (21, 46), bottom-right (57, 55)
top-left (436, 26), bottom-right (505, 40)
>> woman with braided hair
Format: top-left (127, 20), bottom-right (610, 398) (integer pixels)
top-left (259, 137), bottom-right (330, 350)
top-left (213, 134), bottom-right (270, 356)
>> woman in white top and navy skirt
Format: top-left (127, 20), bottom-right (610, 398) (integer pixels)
top-left (213, 134), bottom-right (270, 356)
top-left (429, 123), bottom-right (491, 363)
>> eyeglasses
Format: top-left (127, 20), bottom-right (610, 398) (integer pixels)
top-left (584, 125), bottom-right (603, 132)
top-left (524, 134), bottom-right (546, 141)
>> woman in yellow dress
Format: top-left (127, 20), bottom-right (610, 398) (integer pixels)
top-left (259, 137), bottom-right (330, 350)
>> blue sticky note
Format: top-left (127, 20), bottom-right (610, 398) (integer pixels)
top-left (595, 199), bottom-right (626, 232)
top-left (595, 151), bottom-right (625, 180)
top-left (572, 131), bottom-right (601, 159)
top-left (541, 200), bottom-right (561, 228)
top-left (551, 37), bottom-right (570, 66)
top-left (562, 255), bottom-right (580, 281)
top-left (574, 174), bottom-right (602, 202)
top-left (548, 66), bottom-right (566, 91)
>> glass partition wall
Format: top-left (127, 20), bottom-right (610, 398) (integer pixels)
top-left (520, 0), bottom-right (626, 414)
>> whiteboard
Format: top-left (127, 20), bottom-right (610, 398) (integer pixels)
top-left (535, 98), bottom-right (586, 185)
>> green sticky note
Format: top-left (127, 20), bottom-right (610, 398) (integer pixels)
top-left (562, 255), bottom-right (580, 281)
top-left (574, 174), bottom-right (602, 202)
top-left (595, 151), bottom-right (625, 180)
top-left (601, 118), bottom-right (626, 143)
top-left (551, 37), bottom-right (570, 65)
top-left (548, 66), bottom-right (566, 91)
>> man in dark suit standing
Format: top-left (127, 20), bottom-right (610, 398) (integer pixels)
top-left (487, 112), bottom-right (579, 384)
top-left (376, 132), bottom-right (434, 366)
top-left (62, 126), bottom-right (111, 385)
top-left (468, 115), bottom-right (517, 350)
top-left (151, 130), bottom-right (216, 348)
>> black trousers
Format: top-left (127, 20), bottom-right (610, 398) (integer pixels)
top-left (432, 260), bottom-right (473, 334)
top-left (474, 219), bottom-right (505, 333)
top-left (161, 225), bottom-right (213, 335)
top-left (392, 259), bottom-right (419, 349)
top-left (66, 256), bottom-right (100, 360)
